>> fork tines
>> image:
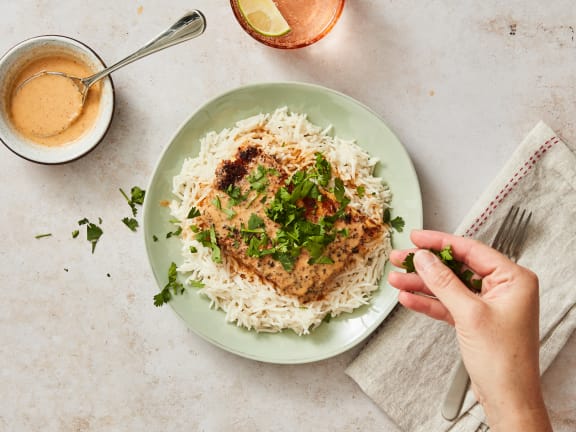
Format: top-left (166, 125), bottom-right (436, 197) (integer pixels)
top-left (491, 206), bottom-right (533, 261)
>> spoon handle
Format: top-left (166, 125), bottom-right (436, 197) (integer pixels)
top-left (84, 10), bottom-right (206, 87)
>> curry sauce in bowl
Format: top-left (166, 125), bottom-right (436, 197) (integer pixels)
top-left (0, 35), bottom-right (114, 164)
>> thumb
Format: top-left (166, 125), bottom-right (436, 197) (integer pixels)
top-left (413, 249), bottom-right (477, 319)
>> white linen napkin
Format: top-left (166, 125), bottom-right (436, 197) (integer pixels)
top-left (345, 122), bottom-right (576, 432)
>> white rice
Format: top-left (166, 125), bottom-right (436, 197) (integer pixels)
top-left (170, 108), bottom-right (392, 335)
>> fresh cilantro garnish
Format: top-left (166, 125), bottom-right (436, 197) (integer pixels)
top-left (189, 246), bottom-right (197, 253)
top-left (248, 213), bottom-right (265, 230)
top-left (35, 233), bottom-right (52, 239)
top-left (225, 184), bottom-right (247, 206)
top-left (152, 235), bottom-right (158, 242)
top-left (153, 262), bottom-right (185, 307)
top-left (357, 185), bottom-right (366, 198)
top-left (383, 208), bottom-right (405, 232)
top-left (77, 218), bottom-right (103, 253)
top-left (309, 255), bottom-right (334, 265)
top-left (187, 207), bottom-right (201, 219)
top-left (195, 225), bottom-right (222, 263)
top-left (122, 217), bottom-right (139, 232)
top-left (390, 216), bottom-right (405, 232)
top-left (223, 208), bottom-right (237, 220)
top-left (334, 177), bottom-right (346, 202)
top-left (72, 230), bottom-right (79, 239)
top-left (402, 245), bottom-right (482, 292)
top-left (258, 159), bottom-right (349, 271)
top-left (166, 226), bottom-right (182, 239)
top-left (189, 280), bottom-right (205, 288)
top-left (212, 195), bottom-right (222, 210)
top-left (313, 152), bottom-right (332, 187)
top-left (247, 165), bottom-right (270, 193)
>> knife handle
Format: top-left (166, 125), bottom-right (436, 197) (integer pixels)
top-left (441, 359), bottom-right (470, 421)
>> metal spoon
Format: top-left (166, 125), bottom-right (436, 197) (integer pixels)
top-left (15, 10), bottom-right (206, 137)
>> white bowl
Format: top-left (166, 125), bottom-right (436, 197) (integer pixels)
top-left (0, 35), bottom-right (115, 164)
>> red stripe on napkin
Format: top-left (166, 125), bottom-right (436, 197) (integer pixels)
top-left (464, 136), bottom-right (559, 237)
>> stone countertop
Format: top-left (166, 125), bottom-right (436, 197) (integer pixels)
top-left (0, 1), bottom-right (574, 431)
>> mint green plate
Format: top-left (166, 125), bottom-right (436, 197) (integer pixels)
top-left (143, 82), bottom-right (422, 364)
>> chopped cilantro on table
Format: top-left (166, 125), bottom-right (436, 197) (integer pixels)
top-left (402, 245), bottom-right (483, 292)
top-left (120, 186), bottom-right (146, 232)
top-left (122, 217), bottom-right (139, 232)
top-left (72, 230), bottom-right (79, 239)
top-left (34, 233), bottom-right (52, 239)
top-left (78, 218), bottom-right (103, 254)
top-left (120, 186), bottom-right (146, 217)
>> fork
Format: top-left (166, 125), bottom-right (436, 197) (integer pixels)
top-left (441, 206), bottom-right (533, 423)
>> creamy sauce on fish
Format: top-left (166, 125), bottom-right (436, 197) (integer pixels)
top-left (198, 144), bottom-right (384, 303)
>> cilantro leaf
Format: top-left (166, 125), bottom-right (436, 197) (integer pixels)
top-left (72, 230), bottom-right (79, 239)
top-left (390, 216), bottom-right (405, 232)
top-left (195, 225), bottom-right (222, 264)
top-left (402, 245), bottom-right (482, 291)
top-left (153, 262), bottom-right (185, 307)
top-left (225, 184), bottom-right (247, 206)
top-left (334, 178), bottom-right (346, 203)
top-left (383, 209), bottom-right (405, 232)
top-left (248, 213), bottom-right (265, 230)
top-left (166, 226), bottom-right (182, 239)
top-left (247, 165), bottom-right (270, 193)
top-left (119, 188), bottom-right (138, 217)
top-left (314, 153), bottom-right (332, 187)
top-left (212, 195), bottom-right (222, 210)
top-left (187, 207), bottom-right (201, 219)
top-left (357, 185), bottom-right (366, 198)
top-left (122, 217), bottom-right (139, 232)
top-left (86, 222), bottom-right (103, 254)
top-left (130, 186), bottom-right (145, 205)
top-left (309, 255), bottom-right (334, 265)
top-left (120, 186), bottom-right (146, 217)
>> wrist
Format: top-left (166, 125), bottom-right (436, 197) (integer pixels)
top-left (483, 381), bottom-right (552, 432)
top-left (488, 404), bottom-right (552, 432)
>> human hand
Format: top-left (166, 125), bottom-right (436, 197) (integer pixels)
top-left (388, 230), bottom-right (551, 432)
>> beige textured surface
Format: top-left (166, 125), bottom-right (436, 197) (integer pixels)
top-left (0, 1), bottom-right (574, 431)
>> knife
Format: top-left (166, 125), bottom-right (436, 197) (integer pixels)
top-left (441, 359), bottom-right (470, 421)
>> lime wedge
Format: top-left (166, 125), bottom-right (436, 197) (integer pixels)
top-left (238, 0), bottom-right (291, 37)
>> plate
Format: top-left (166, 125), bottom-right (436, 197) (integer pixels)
top-left (143, 82), bottom-right (422, 364)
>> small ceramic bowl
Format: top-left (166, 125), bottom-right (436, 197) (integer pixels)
top-left (0, 35), bottom-right (115, 164)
